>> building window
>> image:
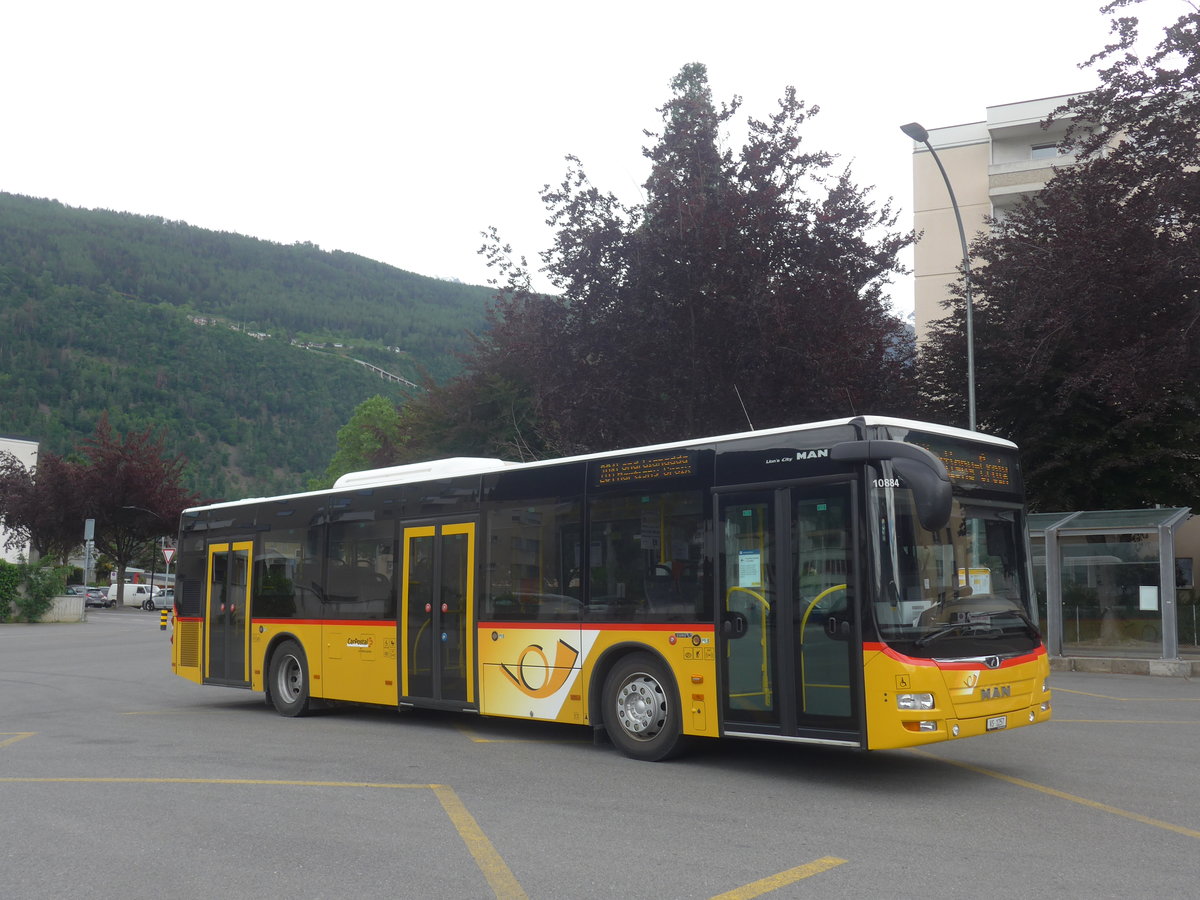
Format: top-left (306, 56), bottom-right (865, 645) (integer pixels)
top-left (1030, 143), bottom-right (1060, 160)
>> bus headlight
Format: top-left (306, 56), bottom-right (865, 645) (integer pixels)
top-left (896, 693), bottom-right (935, 711)
top-left (1042, 679), bottom-right (1049, 693)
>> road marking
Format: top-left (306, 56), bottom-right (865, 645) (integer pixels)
top-left (0, 733), bottom-right (36, 748)
top-left (1054, 687), bottom-right (1200, 703)
top-left (911, 750), bottom-right (1200, 841)
top-left (1051, 724), bottom-right (1200, 729)
top-left (0, 777), bottom-right (526, 897)
top-left (709, 857), bottom-right (847, 899)
top-left (432, 784), bottom-right (528, 899)
top-left (455, 725), bottom-right (587, 744)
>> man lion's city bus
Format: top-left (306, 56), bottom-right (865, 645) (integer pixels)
top-left (170, 416), bottom-right (1051, 760)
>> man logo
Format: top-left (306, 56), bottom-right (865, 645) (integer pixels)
top-left (796, 449), bottom-right (830, 460)
top-left (980, 685), bottom-right (1012, 701)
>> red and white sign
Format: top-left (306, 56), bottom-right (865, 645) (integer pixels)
top-left (162, 546), bottom-right (176, 565)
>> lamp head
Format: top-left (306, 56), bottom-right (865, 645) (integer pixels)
top-left (900, 122), bottom-right (930, 143)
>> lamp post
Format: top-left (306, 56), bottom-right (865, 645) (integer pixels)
top-left (121, 506), bottom-right (172, 597)
top-left (902, 121), bottom-right (976, 431)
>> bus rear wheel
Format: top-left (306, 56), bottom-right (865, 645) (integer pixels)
top-left (268, 640), bottom-right (311, 717)
top-left (602, 653), bottom-right (686, 761)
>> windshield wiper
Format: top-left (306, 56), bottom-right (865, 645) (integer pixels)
top-left (917, 608), bottom-right (1041, 648)
top-left (915, 622), bottom-right (998, 647)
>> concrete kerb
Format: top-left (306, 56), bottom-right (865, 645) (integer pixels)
top-left (1050, 655), bottom-right (1199, 678)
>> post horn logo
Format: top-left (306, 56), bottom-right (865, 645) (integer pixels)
top-left (501, 640), bottom-right (580, 698)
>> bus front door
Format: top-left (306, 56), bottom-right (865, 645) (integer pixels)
top-left (719, 482), bottom-right (859, 743)
top-left (401, 522), bottom-right (476, 706)
top-left (205, 541), bottom-right (253, 685)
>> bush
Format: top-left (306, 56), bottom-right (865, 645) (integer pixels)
top-left (0, 559), bottom-right (70, 623)
top-left (0, 561), bottom-right (18, 623)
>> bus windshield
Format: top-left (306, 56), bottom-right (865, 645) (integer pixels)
top-left (871, 485), bottom-right (1040, 660)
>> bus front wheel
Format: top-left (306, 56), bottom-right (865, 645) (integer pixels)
top-left (268, 640), bottom-right (311, 717)
top-left (602, 653), bottom-right (686, 761)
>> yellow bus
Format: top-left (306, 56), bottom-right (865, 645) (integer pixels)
top-left (171, 416), bottom-right (1051, 760)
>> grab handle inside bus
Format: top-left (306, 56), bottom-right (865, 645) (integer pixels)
top-left (830, 440), bottom-right (952, 532)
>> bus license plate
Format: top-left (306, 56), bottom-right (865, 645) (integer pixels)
top-left (986, 715), bottom-right (1007, 731)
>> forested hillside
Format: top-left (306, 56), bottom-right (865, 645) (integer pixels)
top-left (0, 192), bottom-right (494, 499)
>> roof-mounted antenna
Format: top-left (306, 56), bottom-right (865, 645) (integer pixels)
top-left (734, 385), bottom-right (755, 431)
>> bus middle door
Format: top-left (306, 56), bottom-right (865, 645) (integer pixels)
top-left (401, 521), bottom-right (476, 707)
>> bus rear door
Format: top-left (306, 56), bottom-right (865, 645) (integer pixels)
top-left (205, 540), bottom-right (253, 686)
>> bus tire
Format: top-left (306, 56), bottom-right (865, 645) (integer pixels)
top-left (602, 653), bottom-right (686, 761)
top-left (268, 640), bottom-right (311, 717)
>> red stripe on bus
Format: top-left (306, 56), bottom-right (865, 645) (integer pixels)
top-left (865, 641), bottom-right (1046, 669)
top-left (477, 621), bottom-right (715, 632)
top-left (251, 618), bottom-right (397, 627)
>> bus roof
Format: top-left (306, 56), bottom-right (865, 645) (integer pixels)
top-left (183, 416), bottom-right (1014, 514)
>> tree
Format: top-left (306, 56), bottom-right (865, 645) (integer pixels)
top-left (0, 450), bottom-right (84, 563)
top-left (312, 394), bottom-right (411, 488)
top-left (471, 63), bottom-right (915, 456)
top-left (76, 415), bottom-right (200, 604)
top-left (919, 2), bottom-right (1200, 511)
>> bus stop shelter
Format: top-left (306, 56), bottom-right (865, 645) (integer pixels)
top-left (1029, 508), bottom-right (1196, 674)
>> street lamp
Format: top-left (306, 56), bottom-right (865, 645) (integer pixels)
top-left (902, 121), bottom-right (976, 431)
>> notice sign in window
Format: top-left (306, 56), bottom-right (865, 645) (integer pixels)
top-left (594, 451), bottom-right (697, 487)
top-left (739, 549), bottom-right (762, 587)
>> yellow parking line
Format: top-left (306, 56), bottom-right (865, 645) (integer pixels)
top-left (710, 857), bottom-right (847, 899)
top-left (455, 725), bottom-right (586, 745)
top-left (1056, 724), bottom-right (1195, 729)
top-left (1054, 687), bottom-right (1200, 702)
top-left (0, 777), bottom-right (526, 897)
top-left (911, 751), bottom-right (1200, 840)
top-left (0, 733), bottom-right (36, 748)
top-left (432, 784), bottom-right (528, 899)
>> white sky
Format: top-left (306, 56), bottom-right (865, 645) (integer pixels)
top-left (1, 1), bottom-right (1185, 318)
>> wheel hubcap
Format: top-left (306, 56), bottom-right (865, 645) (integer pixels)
top-left (278, 656), bottom-right (302, 702)
top-left (615, 673), bottom-right (666, 740)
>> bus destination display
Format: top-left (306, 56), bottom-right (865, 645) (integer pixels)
top-left (923, 443), bottom-right (1015, 490)
top-left (595, 451), bottom-right (697, 487)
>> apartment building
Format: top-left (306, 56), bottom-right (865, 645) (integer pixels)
top-left (0, 434), bottom-right (39, 563)
top-left (908, 93), bottom-right (1082, 345)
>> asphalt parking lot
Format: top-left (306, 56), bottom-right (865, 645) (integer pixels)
top-left (2, 610), bottom-right (1198, 899)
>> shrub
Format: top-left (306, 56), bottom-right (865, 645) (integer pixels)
top-left (0, 559), bottom-right (70, 623)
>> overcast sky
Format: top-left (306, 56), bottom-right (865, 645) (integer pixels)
top-left (2, 1), bottom-right (1185, 317)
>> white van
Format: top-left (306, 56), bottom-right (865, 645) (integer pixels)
top-left (106, 583), bottom-right (155, 606)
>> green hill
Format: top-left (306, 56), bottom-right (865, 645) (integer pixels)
top-left (0, 192), bottom-right (494, 500)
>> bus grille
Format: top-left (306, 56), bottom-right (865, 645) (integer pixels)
top-left (178, 621), bottom-right (201, 669)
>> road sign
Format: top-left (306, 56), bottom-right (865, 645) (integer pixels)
top-left (162, 546), bottom-right (176, 565)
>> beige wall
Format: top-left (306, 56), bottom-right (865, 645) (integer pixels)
top-left (911, 140), bottom-right (990, 344)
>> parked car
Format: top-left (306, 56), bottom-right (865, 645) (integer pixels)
top-left (143, 588), bottom-right (174, 611)
top-left (84, 587), bottom-right (111, 608)
top-left (108, 583), bottom-right (155, 606)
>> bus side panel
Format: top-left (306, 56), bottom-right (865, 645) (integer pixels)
top-left (318, 621), bottom-right (400, 706)
top-left (477, 624), bottom-right (719, 737)
top-left (172, 616), bottom-right (204, 684)
top-left (862, 644), bottom-right (1052, 750)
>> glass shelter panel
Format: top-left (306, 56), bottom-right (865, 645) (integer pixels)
top-left (1060, 533), bottom-right (1163, 657)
